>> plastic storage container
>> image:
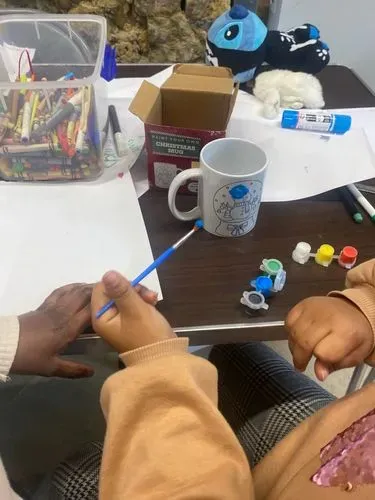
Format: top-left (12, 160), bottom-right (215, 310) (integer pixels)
top-left (0, 14), bottom-right (106, 181)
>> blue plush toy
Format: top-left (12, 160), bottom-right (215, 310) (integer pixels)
top-left (206, 5), bottom-right (330, 83)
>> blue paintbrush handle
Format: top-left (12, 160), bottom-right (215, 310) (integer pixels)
top-left (95, 298), bottom-right (116, 318)
top-left (95, 246), bottom-right (175, 319)
top-left (131, 246), bottom-right (175, 286)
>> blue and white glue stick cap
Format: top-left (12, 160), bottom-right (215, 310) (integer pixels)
top-left (333, 114), bottom-right (352, 134)
top-left (281, 110), bottom-right (299, 130)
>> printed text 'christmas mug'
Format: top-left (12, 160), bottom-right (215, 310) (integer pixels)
top-left (168, 138), bottom-right (268, 237)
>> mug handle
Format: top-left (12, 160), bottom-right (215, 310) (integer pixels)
top-left (168, 168), bottom-right (203, 221)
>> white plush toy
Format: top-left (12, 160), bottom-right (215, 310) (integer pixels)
top-left (253, 69), bottom-right (325, 119)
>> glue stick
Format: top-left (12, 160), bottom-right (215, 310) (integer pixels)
top-left (281, 110), bottom-right (351, 135)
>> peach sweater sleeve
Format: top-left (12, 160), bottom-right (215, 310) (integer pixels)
top-left (329, 258), bottom-right (375, 365)
top-left (99, 338), bottom-right (252, 500)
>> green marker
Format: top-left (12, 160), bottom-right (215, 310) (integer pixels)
top-left (347, 184), bottom-right (375, 223)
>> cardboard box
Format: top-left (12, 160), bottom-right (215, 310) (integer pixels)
top-left (129, 64), bottom-right (238, 193)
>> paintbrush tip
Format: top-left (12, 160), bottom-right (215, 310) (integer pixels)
top-left (194, 219), bottom-right (204, 230)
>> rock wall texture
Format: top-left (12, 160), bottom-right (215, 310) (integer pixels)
top-left (0, 0), bottom-right (232, 63)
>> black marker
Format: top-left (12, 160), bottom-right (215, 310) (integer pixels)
top-left (338, 186), bottom-right (363, 224)
top-left (108, 105), bottom-right (126, 157)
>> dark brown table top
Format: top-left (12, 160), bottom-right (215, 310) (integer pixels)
top-left (137, 65), bottom-right (375, 344)
top-left (74, 64), bottom-right (375, 352)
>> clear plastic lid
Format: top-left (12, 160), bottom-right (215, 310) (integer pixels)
top-left (0, 14), bottom-right (106, 88)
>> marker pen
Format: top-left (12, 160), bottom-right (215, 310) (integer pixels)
top-left (108, 105), bottom-right (126, 157)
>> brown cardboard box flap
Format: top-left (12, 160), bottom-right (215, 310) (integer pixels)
top-left (129, 64), bottom-right (238, 129)
top-left (172, 64), bottom-right (233, 79)
top-left (128, 81), bottom-right (162, 124)
top-left (162, 73), bottom-right (234, 94)
top-left (162, 65), bottom-right (235, 124)
top-left (162, 90), bottom-right (230, 129)
top-left (226, 83), bottom-right (239, 127)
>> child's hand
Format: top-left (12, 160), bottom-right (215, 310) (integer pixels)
top-left (91, 270), bottom-right (175, 353)
top-left (285, 296), bottom-right (374, 381)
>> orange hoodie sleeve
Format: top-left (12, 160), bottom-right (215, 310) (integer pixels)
top-left (99, 338), bottom-right (252, 500)
top-left (329, 258), bottom-right (375, 366)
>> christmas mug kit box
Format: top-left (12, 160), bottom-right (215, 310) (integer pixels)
top-left (129, 64), bottom-right (238, 193)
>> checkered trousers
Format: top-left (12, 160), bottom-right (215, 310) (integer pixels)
top-left (49, 442), bottom-right (102, 500)
top-left (209, 342), bottom-right (335, 467)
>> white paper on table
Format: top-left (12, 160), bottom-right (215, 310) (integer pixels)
top-left (228, 117), bottom-right (375, 202)
top-left (146, 66), bottom-right (173, 86)
top-left (329, 108), bottom-right (375, 156)
top-left (129, 149), bottom-right (150, 198)
top-left (0, 172), bottom-right (162, 316)
top-left (100, 134), bottom-right (149, 198)
top-left (232, 90), bottom-right (276, 122)
top-left (104, 77), bottom-right (145, 99)
top-left (102, 120), bottom-right (144, 171)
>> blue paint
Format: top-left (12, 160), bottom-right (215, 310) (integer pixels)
top-left (250, 275), bottom-right (273, 298)
top-left (229, 184), bottom-right (250, 200)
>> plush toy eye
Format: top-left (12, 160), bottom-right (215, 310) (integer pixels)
top-left (224, 24), bottom-right (239, 41)
top-left (214, 22), bottom-right (243, 50)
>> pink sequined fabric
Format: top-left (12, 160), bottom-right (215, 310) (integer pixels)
top-left (312, 409), bottom-right (375, 487)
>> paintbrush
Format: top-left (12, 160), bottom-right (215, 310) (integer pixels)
top-left (96, 219), bottom-right (204, 319)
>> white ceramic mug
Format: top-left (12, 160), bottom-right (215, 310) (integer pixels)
top-left (168, 138), bottom-right (268, 237)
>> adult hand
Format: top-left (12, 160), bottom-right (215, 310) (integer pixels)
top-left (286, 296), bottom-right (374, 381)
top-left (91, 271), bottom-right (175, 353)
top-left (11, 284), bottom-right (94, 378)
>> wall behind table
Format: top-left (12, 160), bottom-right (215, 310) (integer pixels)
top-left (269, 0), bottom-right (375, 93)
